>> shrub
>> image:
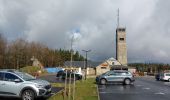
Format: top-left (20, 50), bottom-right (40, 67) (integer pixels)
top-left (20, 66), bottom-right (47, 76)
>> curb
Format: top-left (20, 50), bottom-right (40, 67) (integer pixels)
top-left (96, 85), bottom-right (100, 100)
top-left (50, 88), bottom-right (64, 98)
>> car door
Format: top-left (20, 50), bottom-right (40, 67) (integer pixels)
top-left (1, 73), bottom-right (23, 96)
top-left (106, 71), bottom-right (117, 82)
top-left (107, 71), bottom-right (125, 82)
top-left (115, 72), bottom-right (125, 82)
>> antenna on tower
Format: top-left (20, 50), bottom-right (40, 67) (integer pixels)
top-left (117, 8), bottom-right (119, 28)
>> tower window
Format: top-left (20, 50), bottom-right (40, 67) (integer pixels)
top-left (118, 28), bottom-right (126, 32)
top-left (119, 38), bottom-right (124, 41)
top-left (101, 67), bottom-right (107, 69)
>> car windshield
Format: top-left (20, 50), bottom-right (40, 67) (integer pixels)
top-left (16, 72), bottom-right (36, 81)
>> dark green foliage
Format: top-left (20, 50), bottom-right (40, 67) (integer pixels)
top-left (129, 63), bottom-right (170, 73)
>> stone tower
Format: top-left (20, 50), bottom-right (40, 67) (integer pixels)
top-left (116, 27), bottom-right (127, 65)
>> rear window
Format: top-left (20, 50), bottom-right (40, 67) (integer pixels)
top-left (165, 73), bottom-right (170, 76)
top-left (160, 73), bottom-right (164, 76)
top-left (114, 71), bottom-right (130, 76)
top-left (121, 72), bottom-right (131, 75)
top-left (0, 72), bottom-right (4, 80)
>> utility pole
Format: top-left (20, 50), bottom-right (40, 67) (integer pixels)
top-left (64, 70), bottom-right (67, 100)
top-left (68, 34), bottom-right (74, 100)
top-left (82, 50), bottom-right (91, 80)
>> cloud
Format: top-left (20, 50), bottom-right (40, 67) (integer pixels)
top-left (0, 0), bottom-right (170, 63)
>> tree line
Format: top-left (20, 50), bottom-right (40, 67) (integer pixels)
top-left (0, 34), bottom-right (84, 69)
top-left (129, 63), bottom-right (170, 73)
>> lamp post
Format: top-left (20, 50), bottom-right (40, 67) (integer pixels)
top-left (69, 34), bottom-right (74, 100)
top-left (82, 50), bottom-right (91, 80)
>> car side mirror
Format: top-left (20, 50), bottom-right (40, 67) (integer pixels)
top-left (14, 79), bottom-right (21, 83)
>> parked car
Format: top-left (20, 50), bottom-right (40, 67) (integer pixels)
top-left (56, 70), bottom-right (82, 80)
top-left (96, 70), bottom-right (135, 85)
top-left (159, 72), bottom-right (170, 81)
top-left (155, 73), bottom-right (161, 81)
top-left (0, 69), bottom-right (51, 100)
top-left (56, 70), bottom-right (65, 78)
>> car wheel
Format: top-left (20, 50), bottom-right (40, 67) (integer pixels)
top-left (22, 89), bottom-right (35, 100)
top-left (80, 76), bottom-right (82, 80)
top-left (124, 79), bottom-right (131, 85)
top-left (62, 77), bottom-right (65, 80)
top-left (168, 78), bottom-right (170, 82)
top-left (76, 76), bottom-right (80, 80)
top-left (59, 75), bottom-right (62, 79)
top-left (100, 79), bottom-right (106, 85)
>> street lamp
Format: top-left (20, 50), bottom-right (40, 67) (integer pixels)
top-left (69, 34), bottom-right (74, 100)
top-left (65, 33), bottom-right (75, 100)
top-left (82, 49), bottom-right (91, 80)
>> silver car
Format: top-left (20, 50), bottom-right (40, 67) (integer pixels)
top-left (96, 70), bottom-right (135, 85)
top-left (0, 70), bottom-right (51, 100)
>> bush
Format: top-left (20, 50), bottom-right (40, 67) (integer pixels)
top-left (20, 66), bottom-right (47, 76)
top-left (138, 72), bottom-right (144, 76)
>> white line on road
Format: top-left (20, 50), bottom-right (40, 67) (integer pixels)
top-left (142, 87), bottom-right (150, 90)
top-left (99, 92), bottom-right (107, 94)
top-left (99, 88), bottom-right (105, 90)
top-left (154, 92), bottom-right (165, 95)
top-left (99, 92), bottom-right (140, 94)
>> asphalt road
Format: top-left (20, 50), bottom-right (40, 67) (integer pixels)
top-left (38, 74), bottom-right (74, 83)
top-left (38, 74), bottom-right (65, 83)
top-left (98, 77), bottom-right (170, 100)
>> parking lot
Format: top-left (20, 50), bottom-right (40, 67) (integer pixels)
top-left (98, 77), bottom-right (170, 100)
top-left (2, 75), bottom-right (170, 100)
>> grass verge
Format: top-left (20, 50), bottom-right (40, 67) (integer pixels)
top-left (48, 78), bottom-right (98, 100)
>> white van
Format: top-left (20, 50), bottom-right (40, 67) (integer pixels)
top-left (160, 72), bottom-right (170, 81)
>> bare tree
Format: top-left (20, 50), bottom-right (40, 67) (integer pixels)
top-left (0, 34), bottom-right (7, 68)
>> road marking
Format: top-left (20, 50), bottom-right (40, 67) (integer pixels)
top-left (154, 92), bottom-right (165, 95)
top-left (99, 88), bottom-right (105, 90)
top-left (99, 92), bottom-right (140, 94)
top-left (142, 88), bottom-right (150, 90)
top-left (136, 85), bottom-right (142, 87)
top-left (99, 92), bottom-right (107, 94)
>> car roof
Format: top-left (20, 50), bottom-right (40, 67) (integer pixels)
top-left (112, 70), bottom-right (129, 72)
top-left (0, 69), bottom-right (19, 73)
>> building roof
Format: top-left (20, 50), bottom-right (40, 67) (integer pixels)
top-left (107, 57), bottom-right (117, 61)
top-left (64, 61), bottom-right (102, 68)
top-left (64, 57), bottom-right (122, 68)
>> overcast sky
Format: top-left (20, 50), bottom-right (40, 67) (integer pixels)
top-left (0, 0), bottom-right (170, 63)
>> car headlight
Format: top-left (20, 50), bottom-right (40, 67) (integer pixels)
top-left (35, 84), bottom-right (44, 88)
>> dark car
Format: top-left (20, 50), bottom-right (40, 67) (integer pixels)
top-left (56, 70), bottom-right (82, 80)
top-left (56, 70), bottom-right (64, 78)
top-left (155, 73), bottom-right (161, 81)
top-left (62, 71), bottom-right (82, 80)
